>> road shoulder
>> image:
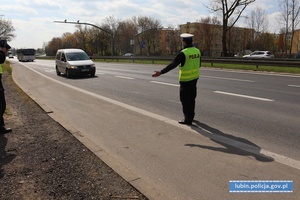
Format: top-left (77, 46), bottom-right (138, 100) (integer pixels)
top-left (0, 70), bottom-right (148, 199)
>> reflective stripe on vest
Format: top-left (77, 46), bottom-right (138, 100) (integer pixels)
top-left (179, 47), bottom-right (201, 82)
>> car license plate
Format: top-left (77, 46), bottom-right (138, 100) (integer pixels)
top-left (82, 69), bottom-right (89, 72)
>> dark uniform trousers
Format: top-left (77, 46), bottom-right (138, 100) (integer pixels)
top-left (0, 75), bottom-right (6, 127)
top-left (179, 78), bottom-right (198, 122)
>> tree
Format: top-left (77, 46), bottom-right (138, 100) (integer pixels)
top-left (115, 19), bottom-right (137, 55)
top-left (132, 16), bottom-right (162, 55)
top-left (103, 16), bottom-right (121, 56)
top-left (61, 32), bottom-right (78, 49)
top-left (45, 37), bottom-right (62, 56)
top-left (74, 25), bottom-right (89, 53)
top-left (289, 0), bottom-right (300, 57)
top-left (166, 28), bottom-right (181, 55)
top-left (246, 7), bottom-right (268, 50)
top-left (88, 26), bottom-right (110, 56)
top-left (253, 33), bottom-right (276, 51)
top-left (279, 0), bottom-right (300, 57)
top-left (195, 16), bottom-right (221, 56)
top-left (0, 18), bottom-right (16, 41)
top-left (244, 7), bottom-right (269, 51)
top-left (247, 7), bottom-right (268, 34)
top-left (209, 0), bottom-right (255, 56)
top-left (46, 16), bottom-right (162, 56)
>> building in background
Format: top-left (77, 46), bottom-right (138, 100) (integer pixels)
top-left (179, 22), bottom-right (255, 57)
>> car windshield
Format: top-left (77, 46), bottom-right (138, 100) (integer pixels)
top-left (66, 52), bottom-right (90, 61)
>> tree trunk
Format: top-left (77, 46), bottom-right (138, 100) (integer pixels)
top-left (289, 32), bottom-right (294, 58)
top-left (222, 20), bottom-right (228, 57)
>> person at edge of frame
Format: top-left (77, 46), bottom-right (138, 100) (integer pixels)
top-left (152, 33), bottom-right (201, 125)
top-left (0, 39), bottom-right (12, 134)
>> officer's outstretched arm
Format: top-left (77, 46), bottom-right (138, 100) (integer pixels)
top-left (152, 71), bottom-right (161, 78)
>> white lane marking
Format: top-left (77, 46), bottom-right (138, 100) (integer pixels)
top-left (150, 81), bottom-right (179, 87)
top-left (202, 75), bottom-right (255, 83)
top-left (201, 68), bottom-right (300, 78)
top-left (288, 84), bottom-right (300, 88)
top-left (214, 91), bottom-right (274, 102)
top-left (31, 63), bottom-right (53, 67)
top-left (115, 76), bottom-right (134, 80)
top-left (18, 62), bottom-right (300, 170)
top-left (45, 69), bottom-right (56, 73)
top-left (96, 72), bottom-right (106, 75)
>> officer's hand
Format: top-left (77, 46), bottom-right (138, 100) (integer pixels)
top-left (152, 71), bottom-right (161, 77)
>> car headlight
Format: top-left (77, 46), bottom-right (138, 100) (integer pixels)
top-left (69, 65), bottom-right (77, 69)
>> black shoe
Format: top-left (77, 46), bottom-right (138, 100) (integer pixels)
top-left (0, 127), bottom-right (12, 134)
top-left (178, 119), bottom-right (192, 125)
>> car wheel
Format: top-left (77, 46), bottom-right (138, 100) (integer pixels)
top-left (56, 66), bottom-right (61, 76)
top-left (66, 69), bottom-right (71, 78)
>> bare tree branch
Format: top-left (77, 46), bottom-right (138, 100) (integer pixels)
top-left (0, 19), bottom-right (16, 41)
top-left (208, 0), bottom-right (255, 56)
top-left (279, 0), bottom-right (300, 57)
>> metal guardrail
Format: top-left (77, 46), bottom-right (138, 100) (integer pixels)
top-left (36, 56), bottom-right (300, 68)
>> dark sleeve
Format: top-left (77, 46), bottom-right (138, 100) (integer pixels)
top-left (0, 51), bottom-right (5, 64)
top-left (160, 52), bottom-right (185, 74)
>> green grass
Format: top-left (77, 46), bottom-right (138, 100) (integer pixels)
top-left (3, 60), bottom-right (12, 75)
top-left (93, 58), bottom-right (169, 65)
top-left (201, 62), bottom-right (300, 74)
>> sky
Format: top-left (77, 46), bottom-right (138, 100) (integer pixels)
top-left (0, 0), bottom-right (282, 49)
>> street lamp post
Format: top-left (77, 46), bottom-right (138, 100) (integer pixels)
top-left (54, 20), bottom-right (115, 56)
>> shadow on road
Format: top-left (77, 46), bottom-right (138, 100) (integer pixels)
top-left (0, 134), bottom-right (16, 179)
top-left (185, 120), bottom-right (274, 162)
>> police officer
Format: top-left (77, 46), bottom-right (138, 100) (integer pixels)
top-left (0, 40), bottom-right (12, 134)
top-left (152, 33), bottom-right (201, 125)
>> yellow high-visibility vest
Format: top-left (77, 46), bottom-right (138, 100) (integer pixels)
top-left (179, 47), bottom-right (201, 82)
top-left (0, 64), bottom-right (3, 74)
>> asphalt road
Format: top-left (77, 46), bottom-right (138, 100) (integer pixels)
top-left (12, 59), bottom-right (300, 159)
top-left (10, 59), bottom-right (300, 200)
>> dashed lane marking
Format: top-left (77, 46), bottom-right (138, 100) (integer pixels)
top-left (288, 84), bottom-right (300, 88)
top-left (115, 76), bottom-right (135, 80)
top-left (150, 81), bottom-right (179, 87)
top-left (202, 75), bottom-right (255, 82)
top-left (214, 91), bottom-right (274, 102)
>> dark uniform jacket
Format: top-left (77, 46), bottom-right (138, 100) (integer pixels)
top-left (0, 51), bottom-right (6, 64)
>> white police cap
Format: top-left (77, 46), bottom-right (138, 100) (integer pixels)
top-left (180, 33), bottom-right (194, 38)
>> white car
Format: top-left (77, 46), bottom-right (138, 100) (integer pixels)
top-left (123, 53), bottom-right (133, 56)
top-left (243, 51), bottom-right (274, 59)
top-left (8, 53), bottom-right (14, 58)
top-left (55, 49), bottom-right (96, 78)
